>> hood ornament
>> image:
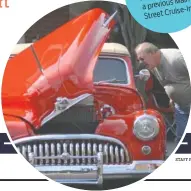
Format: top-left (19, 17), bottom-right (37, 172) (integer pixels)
top-left (103, 10), bottom-right (118, 28)
top-left (55, 97), bottom-right (70, 111)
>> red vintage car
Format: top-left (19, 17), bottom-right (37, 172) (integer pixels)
top-left (2, 8), bottom-right (167, 186)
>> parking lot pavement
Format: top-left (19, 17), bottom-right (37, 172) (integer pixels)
top-left (68, 178), bottom-right (141, 190)
top-left (166, 132), bottom-right (178, 158)
top-left (166, 140), bottom-right (178, 158)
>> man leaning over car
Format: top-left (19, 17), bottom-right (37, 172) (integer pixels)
top-left (135, 42), bottom-right (191, 143)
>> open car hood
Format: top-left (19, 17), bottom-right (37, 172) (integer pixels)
top-left (2, 8), bottom-right (116, 128)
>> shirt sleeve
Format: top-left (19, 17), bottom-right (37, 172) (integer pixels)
top-left (174, 51), bottom-right (189, 77)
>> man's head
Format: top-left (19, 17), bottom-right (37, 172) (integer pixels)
top-left (135, 42), bottom-right (161, 70)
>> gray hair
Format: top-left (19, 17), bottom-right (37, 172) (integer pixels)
top-left (135, 42), bottom-right (159, 54)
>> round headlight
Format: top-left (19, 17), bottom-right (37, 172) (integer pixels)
top-left (133, 115), bottom-right (159, 141)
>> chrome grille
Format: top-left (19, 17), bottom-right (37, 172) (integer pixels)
top-left (14, 135), bottom-right (129, 166)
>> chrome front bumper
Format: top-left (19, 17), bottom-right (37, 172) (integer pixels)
top-left (36, 160), bottom-right (163, 185)
top-left (14, 134), bottom-right (164, 185)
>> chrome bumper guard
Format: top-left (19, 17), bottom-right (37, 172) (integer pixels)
top-left (33, 152), bottom-right (104, 185)
top-left (35, 159), bottom-right (163, 185)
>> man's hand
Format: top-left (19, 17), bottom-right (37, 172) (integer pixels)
top-left (169, 99), bottom-right (175, 111)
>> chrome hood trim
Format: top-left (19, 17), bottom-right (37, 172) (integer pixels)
top-left (41, 93), bottom-right (91, 125)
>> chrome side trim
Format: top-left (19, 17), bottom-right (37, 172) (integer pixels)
top-left (41, 93), bottom-right (91, 125)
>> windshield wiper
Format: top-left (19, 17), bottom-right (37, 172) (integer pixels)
top-left (95, 78), bottom-right (126, 85)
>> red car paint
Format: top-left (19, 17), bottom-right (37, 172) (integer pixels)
top-left (2, 8), bottom-right (166, 163)
top-left (2, 8), bottom-right (114, 130)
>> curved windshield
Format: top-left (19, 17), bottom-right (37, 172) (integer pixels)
top-left (93, 57), bottom-right (128, 84)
